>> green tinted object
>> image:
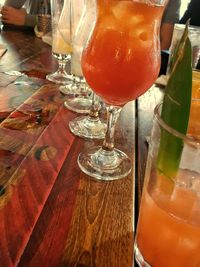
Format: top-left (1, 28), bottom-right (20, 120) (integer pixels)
top-left (157, 22), bottom-right (192, 178)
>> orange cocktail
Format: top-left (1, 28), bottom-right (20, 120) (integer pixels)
top-left (136, 171), bottom-right (200, 267)
top-left (135, 104), bottom-right (200, 267)
top-left (191, 70), bottom-right (200, 99)
top-left (78, 0), bottom-right (166, 181)
top-left (188, 70), bottom-right (200, 138)
top-left (82, 0), bottom-right (164, 106)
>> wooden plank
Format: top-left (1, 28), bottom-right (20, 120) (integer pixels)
top-left (0, 28), bottom-right (136, 266)
top-left (0, 81), bottom-right (78, 265)
top-left (18, 138), bottom-right (84, 267)
top-left (18, 102), bottom-right (136, 267)
top-left (0, 28), bottom-right (56, 73)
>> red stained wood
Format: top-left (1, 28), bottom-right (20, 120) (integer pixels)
top-left (0, 27), bottom-right (136, 267)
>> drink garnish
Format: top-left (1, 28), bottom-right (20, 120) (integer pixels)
top-left (156, 21), bottom-right (192, 179)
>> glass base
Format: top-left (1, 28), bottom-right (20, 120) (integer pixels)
top-left (134, 242), bottom-right (152, 267)
top-left (69, 116), bottom-right (106, 139)
top-left (46, 70), bottom-right (73, 85)
top-left (64, 96), bottom-right (92, 114)
top-left (78, 146), bottom-right (132, 181)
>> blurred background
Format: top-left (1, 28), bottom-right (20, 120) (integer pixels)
top-left (180, 0), bottom-right (190, 17)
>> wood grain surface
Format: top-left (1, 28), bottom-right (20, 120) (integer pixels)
top-left (0, 27), bottom-right (137, 267)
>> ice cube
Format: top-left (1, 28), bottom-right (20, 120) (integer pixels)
top-left (129, 15), bottom-right (144, 26)
top-left (129, 25), bottom-right (152, 48)
top-left (129, 25), bottom-right (150, 39)
top-left (112, 1), bottom-right (133, 20)
top-left (180, 143), bottom-right (200, 173)
top-left (191, 176), bottom-right (200, 193)
top-left (99, 15), bottom-right (116, 31)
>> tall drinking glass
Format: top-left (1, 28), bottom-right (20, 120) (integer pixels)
top-left (69, 92), bottom-right (106, 139)
top-left (135, 104), bottom-right (200, 267)
top-left (167, 24), bottom-right (200, 73)
top-left (78, 0), bottom-right (167, 181)
top-left (46, 0), bottom-right (72, 85)
top-left (63, 0), bottom-right (96, 113)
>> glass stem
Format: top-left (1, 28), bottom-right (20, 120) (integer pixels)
top-left (102, 106), bottom-right (122, 151)
top-left (80, 78), bottom-right (89, 94)
top-left (89, 92), bottom-right (101, 119)
top-left (58, 60), bottom-right (67, 73)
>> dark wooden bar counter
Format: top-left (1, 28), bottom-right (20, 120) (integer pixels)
top-left (0, 26), bottom-right (152, 267)
top-left (0, 24), bottom-right (165, 267)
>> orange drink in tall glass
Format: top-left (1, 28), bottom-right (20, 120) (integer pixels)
top-left (136, 172), bottom-right (200, 267)
top-left (82, 0), bottom-right (164, 106)
top-left (135, 104), bottom-right (200, 267)
top-left (188, 70), bottom-right (200, 138)
top-left (78, 0), bottom-right (167, 181)
top-left (191, 70), bottom-right (200, 99)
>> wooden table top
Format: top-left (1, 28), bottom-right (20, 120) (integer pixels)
top-left (0, 26), bottom-right (164, 267)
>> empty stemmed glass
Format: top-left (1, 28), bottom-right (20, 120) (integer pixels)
top-left (60, 0), bottom-right (95, 114)
top-left (78, 0), bottom-right (168, 181)
top-left (69, 91), bottom-right (106, 139)
top-left (46, 0), bottom-right (72, 85)
top-left (67, 0), bottom-right (106, 136)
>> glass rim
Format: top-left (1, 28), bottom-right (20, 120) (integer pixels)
top-left (174, 23), bottom-right (200, 32)
top-left (154, 103), bottom-right (200, 148)
top-left (133, 0), bottom-right (167, 6)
